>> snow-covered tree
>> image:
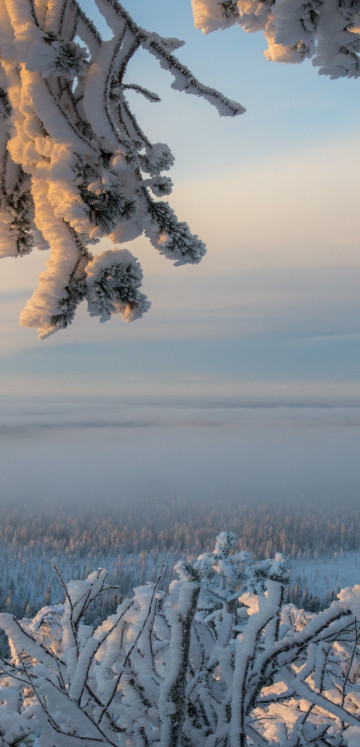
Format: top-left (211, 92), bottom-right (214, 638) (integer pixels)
top-left (0, 0), bottom-right (243, 339)
top-left (0, 533), bottom-right (360, 745)
top-left (192, 0), bottom-right (360, 78)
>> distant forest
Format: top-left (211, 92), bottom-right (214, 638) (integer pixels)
top-left (0, 496), bottom-right (358, 630)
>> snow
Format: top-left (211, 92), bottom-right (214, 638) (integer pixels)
top-left (345, 726), bottom-right (360, 747)
top-left (86, 248), bottom-right (151, 323)
top-left (191, 0), bottom-right (360, 78)
top-left (291, 552), bottom-right (360, 600)
top-left (1, 527), bottom-right (360, 744)
top-left (1, 0), bottom-right (244, 338)
top-left (191, 0), bottom-right (240, 34)
top-left (337, 585), bottom-right (360, 619)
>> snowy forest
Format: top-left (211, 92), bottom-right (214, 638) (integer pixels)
top-left (0, 497), bottom-right (359, 623)
top-left (1, 0), bottom-right (360, 745)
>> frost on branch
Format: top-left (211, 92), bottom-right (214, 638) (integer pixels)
top-left (0, 532), bottom-right (360, 745)
top-left (0, 0), bottom-right (244, 339)
top-left (192, 0), bottom-right (360, 77)
top-left (86, 249), bottom-right (150, 323)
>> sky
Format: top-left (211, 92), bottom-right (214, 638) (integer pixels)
top-left (1, 0), bottom-right (360, 403)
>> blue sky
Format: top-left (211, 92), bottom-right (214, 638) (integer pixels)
top-left (1, 0), bottom-right (360, 403)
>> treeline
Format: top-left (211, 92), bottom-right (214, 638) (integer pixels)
top-left (1, 496), bottom-right (359, 557)
top-left (0, 497), bottom-right (357, 630)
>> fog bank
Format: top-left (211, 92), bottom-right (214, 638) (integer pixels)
top-left (1, 399), bottom-right (359, 512)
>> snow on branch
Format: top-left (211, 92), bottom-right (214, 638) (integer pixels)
top-left (0, 0), bottom-right (244, 339)
top-left (0, 532), bottom-right (360, 745)
top-left (192, 0), bottom-right (360, 78)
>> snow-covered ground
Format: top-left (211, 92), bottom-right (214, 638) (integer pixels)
top-left (291, 551), bottom-right (360, 599)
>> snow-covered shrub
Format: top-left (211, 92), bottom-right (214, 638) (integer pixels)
top-left (0, 532), bottom-right (360, 745)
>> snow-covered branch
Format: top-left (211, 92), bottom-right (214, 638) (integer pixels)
top-left (192, 0), bottom-right (360, 78)
top-left (0, 0), bottom-right (244, 338)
